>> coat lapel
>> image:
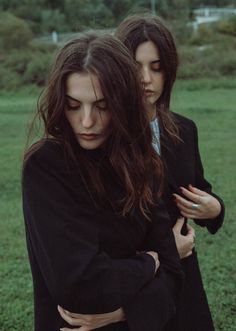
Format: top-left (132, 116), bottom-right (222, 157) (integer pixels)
top-left (161, 135), bottom-right (179, 193)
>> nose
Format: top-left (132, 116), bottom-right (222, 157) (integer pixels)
top-left (141, 67), bottom-right (151, 85)
top-left (81, 108), bottom-right (95, 129)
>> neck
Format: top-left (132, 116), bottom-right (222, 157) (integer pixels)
top-left (147, 103), bottom-right (157, 121)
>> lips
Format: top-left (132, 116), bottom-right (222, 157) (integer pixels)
top-left (144, 89), bottom-right (154, 95)
top-left (78, 134), bottom-right (100, 140)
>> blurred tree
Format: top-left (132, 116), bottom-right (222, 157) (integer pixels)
top-left (217, 15), bottom-right (236, 36)
top-left (41, 9), bottom-right (67, 32)
top-left (191, 0), bottom-right (235, 8)
top-left (104, 0), bottom-right (134, 22)
top-left (0, 12), bottom-right (33, 49)
top-left (64, 0), bottom-right (115, 30)
top-left (44, 0), bottom-right (65, 10)
top-left (128, 0), bottom-right (190, 20)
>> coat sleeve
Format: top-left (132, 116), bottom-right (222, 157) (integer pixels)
top-left (22, 145), bottom-right (156, 314)
top-left (192, 122), bottom-right (225, 234)
top-left (124, 201), bottom-right (184, 331)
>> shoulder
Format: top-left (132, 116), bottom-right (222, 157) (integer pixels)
top-left (171, 112), bottom-right (196, 128)
top-left (171, 112), bottom-right (198, 137)
top-left (32, 139), bottom-right (63, 160)
top-left (23, 139), bottom-right (67, 174)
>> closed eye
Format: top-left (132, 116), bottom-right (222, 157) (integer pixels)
top-left (65, 96), bottom-right (81, 111)
top-left (66, 103), bottom-right (81, 111)
top-left (151, 61), bottom-right (161, 72)
top-left (95, 100), bottom-right (108, 111)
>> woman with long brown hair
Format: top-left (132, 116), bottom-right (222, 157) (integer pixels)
top-left (115, 14), bottom-right (224, 331)
top-left (58, 15), bottom-right (225, 331)
top-left (22, 33), bottom-right (183, 331)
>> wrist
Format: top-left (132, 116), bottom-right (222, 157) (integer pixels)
top-left (112, 308), bottom-right (125, 323)
top-left (211, 199), bottom-right (221, 219)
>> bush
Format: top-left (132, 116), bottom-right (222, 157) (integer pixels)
top-left (23, 53), bottom-right (54, 86)
top-left (0, 38), bottom-right (57, 89)
top-left (169, 19), bottom-right (193, 45)
top-left (3, 51), bottom-right (33, 75)
top-left (178, 46), bottom-right (220, 79)
top-left (0, 66), bottom-right (22, 90)
top-left (219, 56), bottom-right (236, 76)
top-left (29, 40), bottom-right (58, 53)
top-left (177, 35), bottom-right (236, 79)
top-left (0, 12), bottom-right (33, 49)
top-left (188, 24), bottom-right (216, 46)
top-left (217, 16), bottom-right (236, 36)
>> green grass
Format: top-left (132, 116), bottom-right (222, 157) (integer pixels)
top-left (173, 78), bottom-right (236, 330)
top-left (0, 79), bottom-right (236, 330)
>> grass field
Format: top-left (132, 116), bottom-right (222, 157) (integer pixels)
top-left (0, 79), bottom-right (236, 330)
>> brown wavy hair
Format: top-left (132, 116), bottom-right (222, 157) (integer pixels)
top-left (24, 33), bottom-right (164, 218)
top-left (115, 14), bottom-right (181, 144)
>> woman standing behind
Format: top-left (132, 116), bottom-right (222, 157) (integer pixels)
top-left (115, 14), bottom-right (225, 331)
top-left (22, 33), bottom-right (183, 331)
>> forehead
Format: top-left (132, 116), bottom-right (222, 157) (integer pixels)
top-left (135, 41), bottom-right (160, 63)
top-left (66, 72), bottom-right (103, 101)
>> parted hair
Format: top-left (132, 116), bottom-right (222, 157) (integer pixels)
top-left (115, 14), bottom-right (181, 144)
top-left (24, 33), bottom-right (165, 218)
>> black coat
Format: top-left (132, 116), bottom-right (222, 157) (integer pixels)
top-left (22, 140), bottom-right (183, 331)
top-left (161, 113), bottom-right (225, 331)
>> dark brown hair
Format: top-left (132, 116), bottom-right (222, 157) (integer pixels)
top-left (115, 14), bottom-right (181, 144)
top-left (24, 33), bottom-right (164, 218)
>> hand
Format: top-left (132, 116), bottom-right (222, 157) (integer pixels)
top-left (146, 251), bottom-right (160, 273)
top-left (172, 217), bottom-right (195, 259)
top-left (58, 306), bottom-right (125, 330)
top-left (173, 185), bottom-right (221, 220)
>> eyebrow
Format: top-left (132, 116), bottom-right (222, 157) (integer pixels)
top-left (65, 95), bottom-right (105, 103)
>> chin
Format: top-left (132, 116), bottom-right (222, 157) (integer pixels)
top-left (79, 142), bottom-right (100, 150)
top-left (78, 138), bottom-right (105, 150)
top-left (148, 95), bottom-right (159, 105)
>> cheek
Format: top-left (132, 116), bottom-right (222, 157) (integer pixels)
top-left (101, 113), bottom-right (111, 129)
top-left (156, 76), bottom-right (165, 92)
top-left (65, 113), bottom-right (76, 129)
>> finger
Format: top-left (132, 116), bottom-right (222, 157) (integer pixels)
top-left (185, 231), bottom-right (195, 244)
top-left (60, 309), bottom-right (83, 319)
top-left (179, 187), bottom-right (202, 204)
top-left (174, 192), bottom-right (199, 209)
top-left (57, 309), bottom-right (80, 326)
top-left (186, 224), bottom-right (195, 237)
top-left (180, 210), bottom-right (199, 219)
top-left (58, 306), bottom-right (71, 323)
top-left (181, 208), bottom-right (206, 220)
top-left (182, 250), bottom-right (193, 259)
top-left (176, 202), bottom-right (200, 216)
top-left (58, 307), bottom-right (94, 326)
top-left (172, 217), bottom-right (185, 231)
top-left (188, 185), bottom-right (208, 197)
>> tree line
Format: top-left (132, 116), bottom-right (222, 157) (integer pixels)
top-left (0, 0), bottom-right (234, 34)
top-left (0, 0), bottom-right (235, 89)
